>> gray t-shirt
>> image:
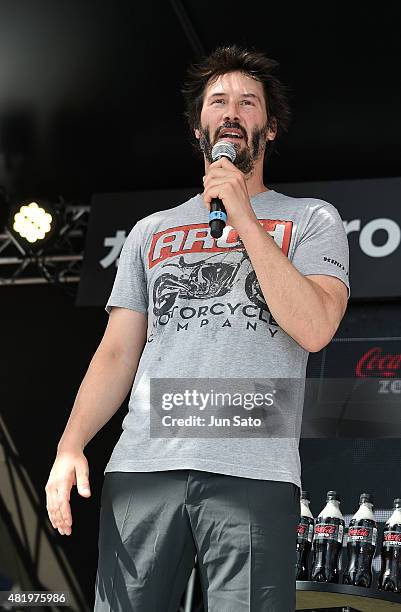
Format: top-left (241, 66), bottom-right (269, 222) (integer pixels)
top-left (104, 190), bottom-right (350, 487)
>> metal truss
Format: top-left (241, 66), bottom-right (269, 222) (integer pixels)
top-left (0, 205), bottom-right (90, 287)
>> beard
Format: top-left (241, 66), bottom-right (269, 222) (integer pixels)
top-left (198, 121), bottom-right (269, 175)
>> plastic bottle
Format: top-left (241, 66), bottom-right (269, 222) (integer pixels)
top-left (378, 498), bottom-right (401, 592)
top-left (342, 493), bottom-right (377, 587)
top-left (296, 490), bottom-right (314, 580)
top-left (311, 490), bottom-right (344, 583)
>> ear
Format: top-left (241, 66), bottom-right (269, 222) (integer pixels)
top-left (194, 128), bottom-right (200, 140)
top-left (266, 117), bottom-right (278, 142)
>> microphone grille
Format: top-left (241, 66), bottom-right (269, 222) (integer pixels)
top-left (211, 140), bottom-right (237, 163)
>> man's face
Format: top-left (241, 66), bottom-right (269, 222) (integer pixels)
top-left (195, 71), bottom-right (277, 174)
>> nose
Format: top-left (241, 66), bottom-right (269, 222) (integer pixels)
top-left (222, 100), bottom-right (240, 123)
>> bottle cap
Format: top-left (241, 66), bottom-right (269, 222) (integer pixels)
top-left (326, 490), bottom-right (341, 502)
top-left (393, 498), bottom-right (401, 509)
top-left (360, 493), bottom-right (373, 505)
top-left (301, 490), bottom-right (310, 501)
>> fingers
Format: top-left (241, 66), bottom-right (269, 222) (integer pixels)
top-left (45, 453), bottom-right (91, 537)
top-left (46, 481), bottom-right (73, 536)
top-left (204, 167), bottom-right (236, 179)
top-left (76, 466), bottom-right (91, 498)
top-left (203, 177), bottom-right (243, 206)
top-left (204, 168), bottom-right (242, 187)
top-left (204, 171), bottom-right (243, 190)
top-left (210, 157), bottom-right (235, 169)
top-left (202, 160), bottom-right (244, 207)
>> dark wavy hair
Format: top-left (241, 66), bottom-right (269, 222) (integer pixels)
top-left (181, 45), bottom-right (291, 158)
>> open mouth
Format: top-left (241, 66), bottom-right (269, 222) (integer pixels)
top-left (219, 129), bottom-right (244, 141)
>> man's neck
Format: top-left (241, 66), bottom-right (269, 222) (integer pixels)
top-left (239, 169), bottom-right (269, 198)
top-left (246, 180), bottom-right (269, 198)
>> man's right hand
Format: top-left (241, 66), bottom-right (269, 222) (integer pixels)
top-left (45, 450), bottom-right (91, 536)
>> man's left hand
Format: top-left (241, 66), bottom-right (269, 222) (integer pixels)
top-left (202, 157), bottom-right (257, 232)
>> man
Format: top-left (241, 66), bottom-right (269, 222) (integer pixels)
top-left (46, 46), bottom-right (350, 611)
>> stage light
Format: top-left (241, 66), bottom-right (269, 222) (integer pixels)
top-left (12, 201), bottom-right (53, 243)
top-left (7, 198), bottom-right (62, 251)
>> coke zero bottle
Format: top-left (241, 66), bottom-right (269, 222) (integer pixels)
top-left (378, 498), bottom-right (401, 592)
top-left (311, 490), bottom-right (344, 583)
top-left (296, 490), bottom-right (314, 580)
top-left (342, 493), bottom-right (377, 587)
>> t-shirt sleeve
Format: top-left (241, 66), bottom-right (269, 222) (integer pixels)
top-left (105, 222), bottom-right (148, 314)
top-left (291, 201), bottom-right (350, 298)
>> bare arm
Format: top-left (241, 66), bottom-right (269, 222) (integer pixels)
top-left (239, 219), bottom-right (348, 352)
top-left (201, 158), bottom-right (349, 352)
top-left (45, 307), bottom-right (147, 536)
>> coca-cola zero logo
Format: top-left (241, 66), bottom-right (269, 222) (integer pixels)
top-left (384, 532), bottom-right (401, 542)
top-left (315, 525), bottom-right (336, 535)
top-left (349, 528), bottom-right (369, 537)
top-left (355, 347), bottom-right (401, 378)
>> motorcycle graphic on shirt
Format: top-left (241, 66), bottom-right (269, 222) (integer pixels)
top-left (152, 247), bottom-right (266, 316)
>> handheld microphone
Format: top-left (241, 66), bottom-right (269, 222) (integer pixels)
top-left (209, 141), bottom-right (237, 239)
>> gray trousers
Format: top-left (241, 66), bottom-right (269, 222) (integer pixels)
top-left (93, 470), bottom-right (299, 612)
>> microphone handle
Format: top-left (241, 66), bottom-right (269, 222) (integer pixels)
top-left (209, 197), bottom-right (227, 239)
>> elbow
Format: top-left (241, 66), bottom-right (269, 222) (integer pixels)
top-left (305, 340), bottom-right (330, 353)
top-left (301, 329), bottom-right (336, 354)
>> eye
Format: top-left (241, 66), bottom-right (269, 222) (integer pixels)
top-left (240, 100), bottom-right (253, 105)
top-left (211, 99), bottom-right (225, 104)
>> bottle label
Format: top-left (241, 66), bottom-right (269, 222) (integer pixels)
top-left (383, 530), bottom-right (401, 547)
top-left (314, 523), bottom-right (343, 543)
top-left (297, 518), bottom-right (314, 543)
top-left (347, 526), bottom-right (377, 546)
